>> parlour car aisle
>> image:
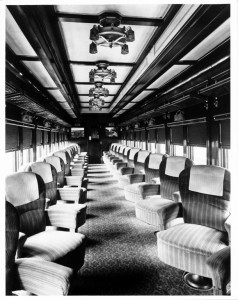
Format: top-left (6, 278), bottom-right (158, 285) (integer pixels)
top-left (73, 164), bottom-right (212, 296)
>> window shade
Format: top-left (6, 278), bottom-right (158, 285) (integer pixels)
top-left (141, 129), bottom-right (146, 141)
top-left (44, 131), bottom-right (49, 144)
top-left (170, 126), bottom-right (183, 145)
top-left (51, 132), bottom-right (55, 143)
top-left (23, 127), bottom-right (32, 149)
top-left (148, 128), bottom-right (157, 142)
top-left (220, 119), bottom-right (230, 148)
top-left (6, 125), bottom-right (19, 151)
top-left (135, 130), bottom-right (141, 141)
top-left (36, 130), bottom-right (43, 146)
top-left (157, 127), bottom-right (165, 143)
top-left (188, 123), bottom-right (206, 146)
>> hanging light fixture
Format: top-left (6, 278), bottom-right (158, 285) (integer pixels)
top-left (89, 62), bottom-right (117, 83)
top-left (89, 82), bottom-right (109, 97)
top-left (89, 12), bottom-right (135, 54)
top-left (89, 95), bottom-right (105, 111)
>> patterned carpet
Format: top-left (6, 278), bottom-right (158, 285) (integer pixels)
top-left (72, 164), bottom-right (213, 296)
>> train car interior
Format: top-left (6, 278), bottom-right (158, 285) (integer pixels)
top-left (5, 2), bottom-right (236, 297)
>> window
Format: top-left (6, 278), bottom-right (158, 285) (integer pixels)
top-left (141, 142), bottom-right (146, 150)
top-left (148, 142), bottom-right (156, 153)
top-left (22, 148), bottom-right (33, 165)
top-left (190, 146), bottom-right (207, 165)
top-left (5, 151), bottom-right (17, 174)
top-left (218, 148), bottom-right (230, 169)
top-left (156, 143), bottom-right (165, 154)
top-left (174, 145), bottom-right (183, 156)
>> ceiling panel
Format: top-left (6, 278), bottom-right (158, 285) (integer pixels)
top-left (22, 61), bottom-right (57, 88)
top-left (147, 65), bottom-right (189, 89)
top-left (48, 89), bottom-right (67, 103)
top-left (130, 90), bottom-right (154, 102)
top-left (123, 103), bottom-right (136, 110)
top-left (80, 103), bottom-right (110, 108)
top-left (6, 8), bottom-right (37, 56)
top-left (76, 84), bottom-right (120, 95)
top-left (70, 64), bottom-right (133, 83)
top-left (60, 21), bottom-right (156, 63)
top-left (81, 108), bottom-right (109, 114)
top-left (56, 5), bottom-right (170, 18)
top-left (181, 19), bottom-right (230, 61)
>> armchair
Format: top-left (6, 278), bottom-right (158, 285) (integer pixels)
top-left (23, 162), bottom-right (87, 232)
top-left (124, 153), bottom-right (166, 202)
top-left (6, 201), bottom-right (74, 296)
top-left (156, 165), bottom-right (230, 294)
top-left (117, 148), bottom-right (140, 188)
top-left (5, 172), bottom-right (86, 295)
top-left (135, 156), bottom-right (193, 229)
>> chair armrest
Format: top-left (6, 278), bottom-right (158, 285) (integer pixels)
top-left (17, 232), bottom-right (27, 258)
top-left (14, 258), bottom-right (73, 295)
top-left (110, 156), bottom-right (119, 162)
top-left (65, 176), bottom-right (83, 187)
top-left (45, 197), bottom-right (51, 209)
top-left (57, 187), bottom-right (86, 204)
top-left (46, 203), bottom-right (87, 230)
top-left (224, 215), bottom-right (231, 243)
top-left (127, 173), bottom-right (145, 184)
top-left (157, 202), bottom-right (183, 227)
top-left (112, 159), bottom-right (122, 165)
top-left (206, 246), bottom-right (230, 295)
top-left (138, 184), bottom-right (160, 199)
top-left (115, 162), bottom-right (127, 170)
top-left (152, 177), bottom-right (160, 184)
top-left (120, 167), bottom-right (134, 175)
top-left (172, 191), bottom-right (181, 203)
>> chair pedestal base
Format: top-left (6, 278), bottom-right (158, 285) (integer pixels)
top-left (183, 272), bottom-right (212, 290)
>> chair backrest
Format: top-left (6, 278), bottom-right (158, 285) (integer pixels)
top-left (24, 162), bottom-right (58, 205)
top-left (160, 156), bottom-right (193, 200)
top-left (54, 151), bottom-right (71, 175)
top-left (5, 172), bottom-right (46, 236)
top-left (44, 156), bottom-right (65, 187)
top-left (134, 150), bottom-right (150, 173)
top-left (127, 148), bottom-right (140, 168)
top-left (122, 147), bottom-right (131, 163)
top-left (179, 165), bottom-right (230, 232)
top-left (6, 201), bottom-right (19, 295)
top-left (145, 153), bottom-right (167, 183)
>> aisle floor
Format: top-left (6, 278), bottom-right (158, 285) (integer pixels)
top-left (72, 164), bottom-right (212, 296)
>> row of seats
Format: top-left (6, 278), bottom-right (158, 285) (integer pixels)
top-left (104, 143), bottom-right (231, 295)
top-left (5, 144), bottom-right (89, 295)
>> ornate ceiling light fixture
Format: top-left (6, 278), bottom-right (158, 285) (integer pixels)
top-left (89, 12), bottom-right (135, 54)
top-left (89, 95), bottom-right (105, 111)
top-left (89, 82), bottom-right (109, 97)
top-left (89, 62), bottom-right (117, 83)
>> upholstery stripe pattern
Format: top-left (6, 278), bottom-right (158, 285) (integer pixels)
top-left (15, 258), bottom-right (73, 295)
top-left (135, 198), bottom-right (181, 228)
top-left (124, 183), bottom-right (146, 202)
top-left (20, 230), bottom-right (86, 262)
top-left (179, 167), bottom-right (230, 232)
top-left (47, 204), bottom-right (87, 229)
top-left (157, 223), bottom-right (228, 277)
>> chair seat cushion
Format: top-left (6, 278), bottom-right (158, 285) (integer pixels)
top-left (21, 231), bottom-right (86, 264)
top-left (124, 183), bottom-right (147, 202)
top-left (157, 223), bottom-right (228, 277)
top-left (135, 197), bottom-right (181, 229)
top-left (47, 204), bottom-right (87, 229)
top-left (118, 175), bottom-right (130, 189)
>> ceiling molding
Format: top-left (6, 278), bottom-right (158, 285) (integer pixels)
top-left (111, 5), bottom-right (230, 115)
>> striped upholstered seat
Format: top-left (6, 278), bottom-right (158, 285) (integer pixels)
top-left (135, 156), bottom-right (193, 229)
top-left (156, 165), bottom-right (230, 295)
top-left (24, 162), bottom-right (87, 231)
top-left (117, 149), bottom-right (148, 189)
top-left (5, 172), bottom-right (86, 295)
top-left (124, 153), bottom-right (166, 202)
